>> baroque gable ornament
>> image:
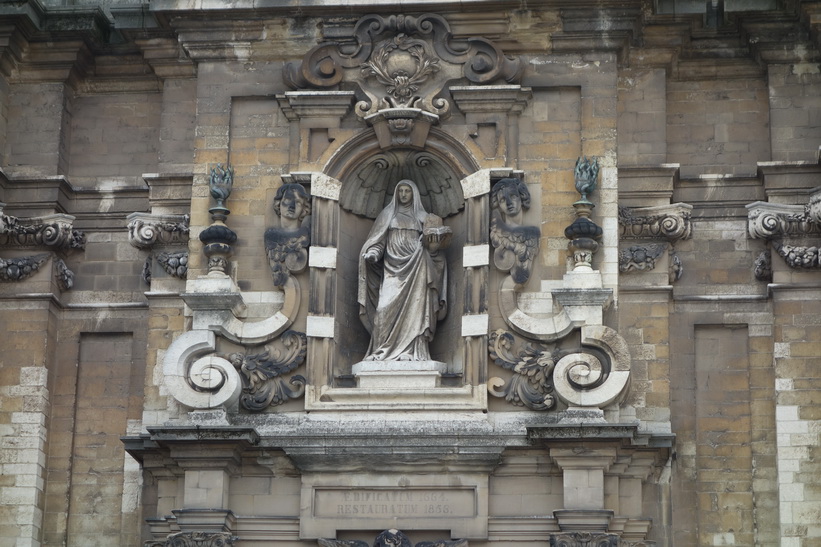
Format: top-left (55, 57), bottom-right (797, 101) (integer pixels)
top-left (285, 13), bottom-right (523, 123)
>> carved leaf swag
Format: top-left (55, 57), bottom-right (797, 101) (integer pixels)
top-left (142, 252), bottom-right (189, 286)
top-left (488, 329), bottom-right (559, 411)
top-left (144, 531), bottom-right (238, 547)
top-left (0, 253), bottom-right (50, 282)
top-left (228, 330), bottom-right (308, 411)
top-left (264, 226), bottom-right (310, 287)
top-left (618, 206), bottom-right (692, 241)
top-left (549, 533), bottom-right (620, 547)
top-left (618, 243), bottom-right (666, 273)
top-left (362, 34), bottom-right (441, 110)
top-left (772, 241), bottom-right (821, 269)
top-left (319, 529), bottom-right (467, 547)
top-left (0, 212), bottom-right (85, 250)
top-left (285, 13), bottom-right (522, 119)
top-left (490, 211), bottom-right (539, 285)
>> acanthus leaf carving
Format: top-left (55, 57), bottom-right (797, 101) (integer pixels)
top-left (549, 533), bottom-right (620, 547)
top-left (319, 529), bottom-right (467, 547)
top-left (228, 330), bottom-right (308, 412)
top-left (487, 329), bottom-right (558, 411)
top-left (0, 208), bottom-right (85, 250)
top-left (285, 13), bottom-right (522, 121)
top-left (147, 531), bottom-right (238, 547)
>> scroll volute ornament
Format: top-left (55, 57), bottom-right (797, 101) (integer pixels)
top-left (284, 13), bottom-right (523, 121)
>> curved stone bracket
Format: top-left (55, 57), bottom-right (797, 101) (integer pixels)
top-left (185, 276), bottom-right (300, 346)
top-left (619, 203), bottom-right (693, 241)
top-left (499, 276), bottom-right (589, 342)
top-left (553, 325), bottom-right (631, 410)
top-left (746, 200), bottom-right (820, 240)
top-left (126, 212), bottom-right (189, 249)
top-left (162, 330), bottom-right (242, 410)
top-left (0, 205), bottom-right (86, 250)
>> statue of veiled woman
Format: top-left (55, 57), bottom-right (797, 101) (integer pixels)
top-left (358, 180), bottom-right (451, 362)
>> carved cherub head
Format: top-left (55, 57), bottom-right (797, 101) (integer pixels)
top-left (490, 178), bottom-right (531, 223)
top-left (273, 183), bottom-right (311, 228)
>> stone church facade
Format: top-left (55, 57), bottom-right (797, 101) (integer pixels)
top-left (0, 1), bottom-right (819, 546)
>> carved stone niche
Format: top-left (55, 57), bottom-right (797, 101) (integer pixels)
top-left (284, 13), bottom-right (523, 152)
top-left (298, 129), bottom-right (520, 411)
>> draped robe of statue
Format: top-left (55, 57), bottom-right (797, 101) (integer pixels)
top-left (358, 180), bottom-right (447, 362)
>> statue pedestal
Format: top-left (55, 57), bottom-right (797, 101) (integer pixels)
top-left (352, 360), bottom-right (446, 389)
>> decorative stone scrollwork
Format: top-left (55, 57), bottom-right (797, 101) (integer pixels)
top-left (319, 529), bottom-right (467, 547)
top-left (126, 212), bottom-right (190, 250)
top-left (285, 13), bottom-right (522, 121)
top-left (54, 258), bottom-right (74, 291)
top-left (488, 329), bottom-right (558, 411)
top-left (746, 201), bottom-right (820, 240)
top-left (618, 204), bottom-right (692, 241)
top-left (145, 531), bottom-right (238, 547)
top-left (0, 253), bottom-right (50, 282)
top-left (489, 178), bottom-right (539, 285)
top-left (549, 533), bottom-right (620, 547)
top-left (618, 244), bottom-right (667, 273)
top-left (0, 206), bottom-right (85, 250)
top-left (754, 250), bottom-right (772, 281)
top-left (772, 241), bottom-right (821, 269)
top-left (265, 183), bottom-right (311, 287)
top-left (163, 330), bottom-right (242, 410)
top-left (228, 330), bottom-right (308, 411)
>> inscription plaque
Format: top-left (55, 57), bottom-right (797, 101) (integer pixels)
top-left (314, 488), bottom-right (477, 518)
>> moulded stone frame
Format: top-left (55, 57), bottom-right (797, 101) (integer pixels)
top-left (300, 156), bottom-right (524, 410)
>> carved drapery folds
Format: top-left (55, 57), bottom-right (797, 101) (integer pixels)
top-left (618, 204), bottom-right (692, 283)
top-left (285, 13), bottom-right (522, 150)
top-left (747, 190), bottom-right (821, 270)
